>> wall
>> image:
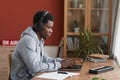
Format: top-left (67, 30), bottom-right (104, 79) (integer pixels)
top-left (44, 46), bottom-right (63, 58)
top-left (0, 0), bottom-right (64, 45)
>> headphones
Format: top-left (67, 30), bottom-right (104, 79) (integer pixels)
top-left (34, 11), bottom-right (48, 32)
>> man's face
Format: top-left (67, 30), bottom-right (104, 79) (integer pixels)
top-left (40, 20), bottom-right (54, 39)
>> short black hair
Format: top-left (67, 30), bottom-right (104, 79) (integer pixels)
top-left (33, 11), bottom-right (54, 25)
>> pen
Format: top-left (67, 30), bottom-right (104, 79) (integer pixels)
top-left (58, 71), bottom-right (68, 74)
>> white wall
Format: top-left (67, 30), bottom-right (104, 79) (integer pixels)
top-left (44, 46), bottom-right (63, 58)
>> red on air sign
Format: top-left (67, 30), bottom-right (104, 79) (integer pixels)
top-left (2, 40), bottom-right (18, 46)
top-left (2, 40), bottom-right (9, 46)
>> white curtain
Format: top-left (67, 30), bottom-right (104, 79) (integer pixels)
top-left (112, 0), bottom-right (120, 66)
top-left (99, 0), bottom-right (109, 44)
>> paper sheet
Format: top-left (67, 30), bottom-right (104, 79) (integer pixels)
top-left (37, 71), bottom-right (80, 80)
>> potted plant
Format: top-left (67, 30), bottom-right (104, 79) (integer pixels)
top-left (72, 20), bottom-right (80, 33)
top-left (75, 29), bottom-right (103, 58)
top-left (92, 77), bottom-right (106, 80)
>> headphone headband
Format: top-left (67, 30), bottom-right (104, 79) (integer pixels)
top-left (44, 11), bottom-right (48, 17)
top-left (40, 11), bottom-right (48, 21)
top-left (33, 11), bottom-right (49, 32)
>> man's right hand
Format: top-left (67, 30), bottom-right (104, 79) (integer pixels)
top-left (61, 58), bottom-right (75, 69)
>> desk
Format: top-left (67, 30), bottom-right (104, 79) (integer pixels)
top-left (32, 59), bottom-right (120, 80)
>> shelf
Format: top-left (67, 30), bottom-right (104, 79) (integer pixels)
top-left (67, 8), bottom-right (85, 10)
top-left (67, 49), bottom-right (76, 52)
top-left (91, 8), bottom-right (109, 11)
top-left (67, 32), bottom-right (79, 36)
top-left (92, 33), bottom-right (109, 36)
top-left (66, 32), bottom-right (108, 36)
top-left (64, 0), bottom-right (112, 57)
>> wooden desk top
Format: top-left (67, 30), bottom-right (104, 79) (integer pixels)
top-left (32, 59), bottom-right (120, 80)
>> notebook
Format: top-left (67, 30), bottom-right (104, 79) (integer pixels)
top-left (58, 53), bottom-right (89, 71)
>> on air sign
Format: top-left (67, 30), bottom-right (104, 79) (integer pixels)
top-left (2, 40), bottom-right (18, 46)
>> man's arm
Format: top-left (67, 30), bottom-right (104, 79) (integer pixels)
top-left (18, 38), bottom-right (61, 73)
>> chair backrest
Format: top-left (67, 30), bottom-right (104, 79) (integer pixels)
top-left (57, 37), bottom-right (64, 57)
top-left (7, 52), bottom-right (12, 80)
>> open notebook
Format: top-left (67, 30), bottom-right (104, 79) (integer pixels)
top-left (58, 53), bottom-right (89, 71)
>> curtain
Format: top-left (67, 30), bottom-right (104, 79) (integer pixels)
top-left (112, 0), bottom-right (120, 66)
top-left (99, 0), bottom-right (109, 44)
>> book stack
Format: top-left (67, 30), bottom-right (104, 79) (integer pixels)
top-left (88, 54), bottom-right (109, 63)
top-left (67, 37), bottom-right (79, 50)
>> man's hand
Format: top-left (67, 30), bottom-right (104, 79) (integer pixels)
top-left (61, 58), bottom-right (75, 69)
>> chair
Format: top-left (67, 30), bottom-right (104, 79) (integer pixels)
top-left (7, 50), bottom-right (12, 80)
top-left (57, 37), bottom-right (64, 57)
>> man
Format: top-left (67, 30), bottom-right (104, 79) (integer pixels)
top-left (11, 10), bottom-right (75, 80)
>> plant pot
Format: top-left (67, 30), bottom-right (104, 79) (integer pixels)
top-left (74, 27), bottom-right (80, 33)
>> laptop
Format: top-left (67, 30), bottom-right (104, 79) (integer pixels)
top-left (58, 53), bottom-right (89, 71)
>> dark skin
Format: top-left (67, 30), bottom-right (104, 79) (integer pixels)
top-left (36, 20), bottom-right (76, 69)
top-left (61, 58), bottom-right (76, 69)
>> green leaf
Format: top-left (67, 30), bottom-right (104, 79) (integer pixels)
top-left (92, 77), bottom-right (99, 80)
top-left (75, 29), bottom-right (103, 58)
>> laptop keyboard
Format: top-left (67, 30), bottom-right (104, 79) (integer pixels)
top-left (58, 65), bottom-right (82, 71)
top-left (67, 65), bottom-right (82, 69)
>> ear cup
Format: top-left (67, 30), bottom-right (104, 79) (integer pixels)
top-left (34, 11), bottom-right (48, 32)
